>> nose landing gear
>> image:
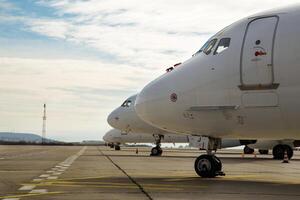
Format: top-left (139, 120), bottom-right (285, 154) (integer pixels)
top-left (150, 134), bottom-right (164, 156)
top-left (150, 146), bottom-right (162, 156)
top-left (191, 136), bottom-right (225, 178)
top-left (194, 154), bottom-right (224, 178)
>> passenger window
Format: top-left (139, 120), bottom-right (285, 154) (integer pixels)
top-left (214, 38), bottom-right (230, 55)
top-left (203, 39), bottom-right (217, 55)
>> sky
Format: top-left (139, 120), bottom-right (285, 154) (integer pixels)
top-left (0, 0), bottom-right (300, 142)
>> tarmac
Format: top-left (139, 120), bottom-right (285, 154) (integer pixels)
top-left (0, 145), bottom-right (300, 200)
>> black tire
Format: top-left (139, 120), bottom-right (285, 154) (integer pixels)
top-left (273, 145), bottom-right (284, 159)
top-left (259, 149), bottom-right (269, 155)
top-left (213, 156), bottom-right (222, 171)
top-left (194, 155), bottom-right (218, 178)
top-left (244, 146), bottom-right (254, 154)
top-left (150, 147), bottom-right (160, 156)
top-left (150, 146), bottom-right (162, 156)
top-left (115, 145), bottom-right (121, 151)
top-left (158, 148), bottom-right (163, 156)
top-left (272, 144), bottom-right (293, 160)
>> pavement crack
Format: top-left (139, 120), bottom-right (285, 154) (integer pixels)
top-left (98, 147), bottom-right (153, 200)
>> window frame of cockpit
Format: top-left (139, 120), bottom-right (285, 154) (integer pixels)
top-left (193, 38), bottom-right (217, 56)
top-left (121, 100), bottom-right (127, 107)
top-left (126, 100), bottom-right (132, 107)
top-left (202, 38), bottom-right (218, 55)
top-left (213, 37), bottom-right (231, 55)
top-left (121, 100), bottom-right (132, 107)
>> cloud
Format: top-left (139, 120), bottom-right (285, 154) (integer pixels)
top-left (22, 0), bottom-right (300, 69)
top-left (26, 19), bottom-right (73, 39)
top-left (0, 0), bottom-right (17, 11)
top-left (0, 56), bottom-right (160, 140)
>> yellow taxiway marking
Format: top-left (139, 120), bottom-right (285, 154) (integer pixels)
top-left (47, 175), bottom-right (110, 181)
top-left (221, 174), bottom-right (300, 185)
top-left (28, 183), bottom-right (183, 191)
top-left (23, 180), bottom-right (206, 191)
top-left (34, 180), bottom-right (207, 188)
top-left (222, 174), bottom-right (259, 179)
top-left (0, 191), bottom-right (63, 199)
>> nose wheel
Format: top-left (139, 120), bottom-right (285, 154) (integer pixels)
top-left (194, 154), bottom-right (224, 178)
top-left (150, 146), bottom-right (162, 156)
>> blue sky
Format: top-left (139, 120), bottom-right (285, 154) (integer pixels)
top-left (0, 0), bottom-right (299, 141)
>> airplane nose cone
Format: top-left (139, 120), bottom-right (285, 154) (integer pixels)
top-left (102, 134), bottom-right (108, 142)
top-left (134, 89), bottom-right (148, 122)
top-left (107, 109), bottom-right (120, 129)
top-left (135, 79), bottom-right (168, 126)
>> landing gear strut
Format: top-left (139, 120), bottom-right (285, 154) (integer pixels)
top-left (191, 136), bottom-right (225, 178)
top-left (150, 134), bottom-right (163, 156)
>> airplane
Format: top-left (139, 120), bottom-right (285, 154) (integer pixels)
top-left (103, 128), bottom-right (253, 153)
top-left (134, 5), bottom-right (300, 177)
top-left (108, 94), bottom-right (243, 156)
top-left (103, 128), bottom-right (297, 159)
top-left (103, 128), bottom-right (189, 152)
top-left (108, 94), bottom-right (296, 158)
top-left (108, 94), bottom-right (170, 155)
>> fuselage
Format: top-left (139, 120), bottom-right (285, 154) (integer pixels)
top-left (103, 129), bottom-right (245, 149)
top-left (135, 5), bottom-right (300, 140)
top-left (107, 94), bottom-right (170, 135)
top-left (103, 129), bottom-right (189, 144)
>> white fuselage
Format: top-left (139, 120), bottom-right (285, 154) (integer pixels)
top-left (135, 5), bottom-right (300, 140)
top-left (103, 129), bottom-right (188, 144)
top-left (103, 129), bottom-right (243, 149)
top-left (107, 94), bottom-right (170, 135)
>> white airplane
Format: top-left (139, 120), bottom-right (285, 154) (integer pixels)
top-left (103, 128), bottom-right (188, 151)
top-left (103, 128), bottom-right (252, 153)
top-left (108, 94), bottom-right (296, 158)
top-left (108, 94), bottom-right (170, 155)
top-left (135, 5), bottom-right (300, 177)
top-left (108, 94), bottom-right (244, 155)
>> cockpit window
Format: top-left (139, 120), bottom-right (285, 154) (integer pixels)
top-left (126, 100), bottom-right (132, 107)
top-left (214, 38), bottom-right (230, 55)
top-left (121, 100), bottom-right (127, 107)
top-left (193, 40), bottom-right (211, 56)
top-left (121, 100), bottom-right (132, 107)
top-left (202, 39), bottom-right (217, 55)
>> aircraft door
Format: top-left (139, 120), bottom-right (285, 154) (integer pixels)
top-left (240, 16), bottom-right (279, 90)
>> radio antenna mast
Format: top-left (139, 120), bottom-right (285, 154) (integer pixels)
top-left (42, 103), bottom-right (46, 144)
